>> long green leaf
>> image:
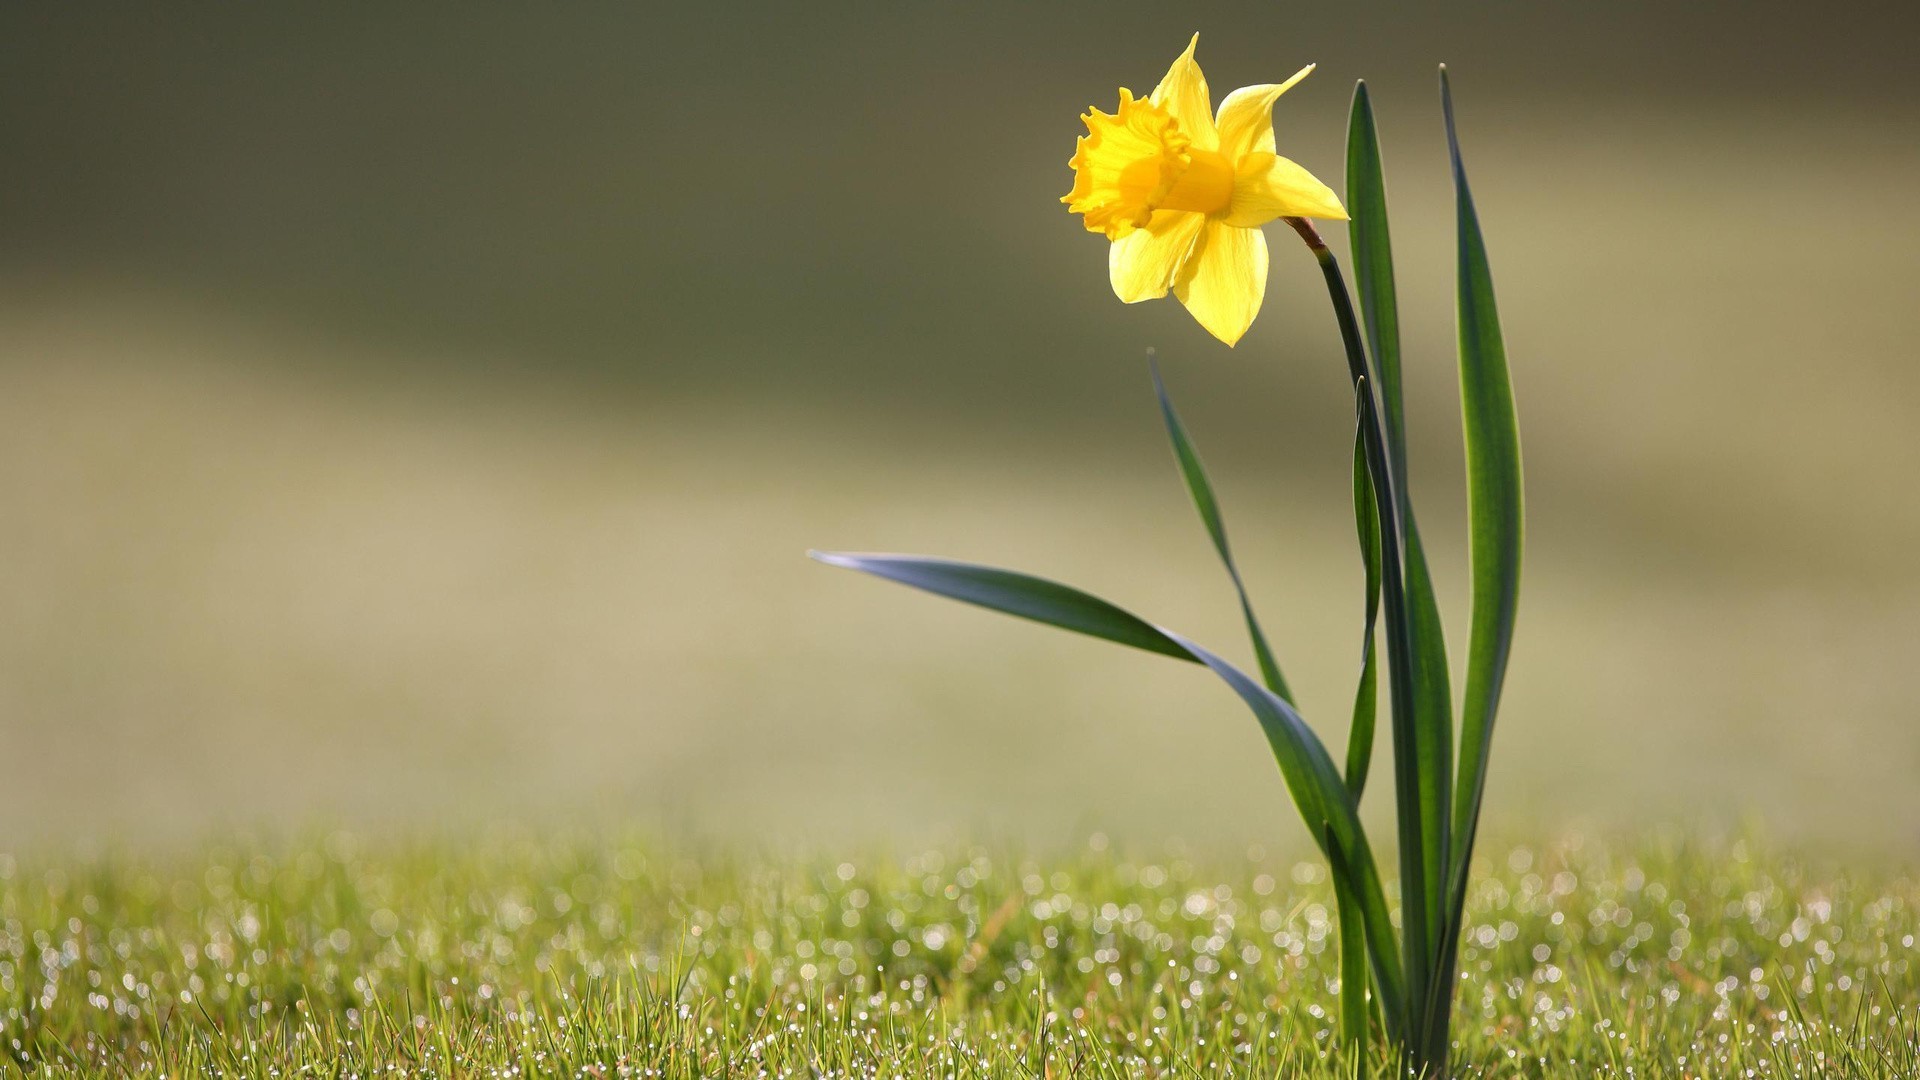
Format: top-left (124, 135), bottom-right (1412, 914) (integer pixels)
top-left (1441, 68), bottom-right (1522, 884)
top-left (1345, 84), bottom-right (1454, 1016)
top-left (1423, 66), bottom-right (1524, 1068)
top-left (1440, 62), bottom-right (1524, 948)
top-left (812, 549), bottom-right (1409, 1040)
top-left (1148, 357), bottom-right (1292, 703)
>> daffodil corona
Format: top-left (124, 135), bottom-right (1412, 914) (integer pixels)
top-left (1064, 35), bottom-right (1347, 346)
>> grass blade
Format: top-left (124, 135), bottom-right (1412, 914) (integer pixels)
top-left (813, 549), bottom-right (1410, 1039)
top-left (1149, 356), bottom-right (1292, 703)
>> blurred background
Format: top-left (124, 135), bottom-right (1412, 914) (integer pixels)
top-left (2, 4), bottom-right (1916, 851)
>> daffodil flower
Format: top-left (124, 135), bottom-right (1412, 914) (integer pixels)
top-left (1064, 34), bottom-right (1347, 346)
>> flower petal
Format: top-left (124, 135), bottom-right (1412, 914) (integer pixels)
top-left (1212, 65), bottom-right (1314, 160)
top-left (1225, 152), bottom-right (1347, 227)
top-left (1149, 34), bottom-right (1217, 151)
top-left (1174, 220), bottom-right (1268, 346)
top-left (1109, 210), bottom-right (1206, 303)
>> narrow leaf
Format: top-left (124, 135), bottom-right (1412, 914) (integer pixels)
top-left (814, 549), bottom-right (1409, 1038)
top-left (1346, 83), bottom-right (1454, 1010)
top-left (1149, 357), bottom-right (1292, 702)
top-left (1346, 82), bottom-right (1407, 478)
top-left (1442, 63), bottom-right (1524, 908)
top-left (1328, 828), bottom-right (1373, 1054)
top-left (807, 551), bottom-right (1193, 664)
top-left (1403, 525), bottom-right (1454, 945)
top-left (1423, 66), bottom-right (1525, 1064)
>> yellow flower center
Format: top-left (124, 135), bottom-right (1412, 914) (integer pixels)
top-left (1064, 90), bottom-right (1234, 239)
top-left (1156, 149), bottom-right (1234, 217)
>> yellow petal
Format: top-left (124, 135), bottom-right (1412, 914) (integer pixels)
top-left (1212, 65), bottom-right (1315, 160)
top-left (1148, 34), bottom-right (1217, 151)
top-left (1174, 220), bottom-right (1268, 346)
top-left (1109, 210), bottom-right (1206, 303)
top-left (1225, 152), bottom-right (1347, 227)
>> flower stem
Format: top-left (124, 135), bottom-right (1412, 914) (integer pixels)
top-left (1283, 215), bottom-right (1442, 1072)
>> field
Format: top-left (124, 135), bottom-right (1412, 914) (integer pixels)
top-left (4, 829), bottom-right (1916, 1077)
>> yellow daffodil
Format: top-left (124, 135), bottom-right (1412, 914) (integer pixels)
top-left (1064, 34), bottom-right (1347, 346)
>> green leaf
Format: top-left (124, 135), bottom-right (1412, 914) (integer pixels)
top-left (808, 551), bottom-right (1193, 664)
top-left (1347, 81), bottom-right (1454, 1011)
top-left (1149, 357), bottom-right (1292, 703)
top-left (1419, 66), bottom-right (1524, 1068)
top-left (812, 549), bottom-right (1410, 1040)
top-left (1402, 524), bottom-right (1454, 944)
top-left (1441, 63), bottom-right (1523, 917)
top-left (1346, 82), bottom-right (1406, 480)
top-left (1328, 829), bottom-right (1373, 1054)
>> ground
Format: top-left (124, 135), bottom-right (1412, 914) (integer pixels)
top-left (3, 828), bottom-right (1914, 1078)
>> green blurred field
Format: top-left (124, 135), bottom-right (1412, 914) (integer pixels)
top-left (1, 6), bottom-right (1918, 850)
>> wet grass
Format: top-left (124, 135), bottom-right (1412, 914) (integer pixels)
top-left (2, 828), bottom-right (1915, 1077)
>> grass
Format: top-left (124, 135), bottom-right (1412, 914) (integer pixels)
top-left (3, 828), bottom-right (1915, 1077)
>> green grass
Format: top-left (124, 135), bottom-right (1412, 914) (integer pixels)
top-left (3, 829), bottom-right (1914, 1077)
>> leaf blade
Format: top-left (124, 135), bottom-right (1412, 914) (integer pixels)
top-left (1402, 524), bottom-right (1454, 943)
top-left (1442, 65), bottom-right (1523, 899)
top-left (1347, 81), bottom-right (1454, 1007)
top-left (1149, 358), bottom-right (1292, 702)
top-left (1423, 66), bottom-right (1525, 1065)
top-left (1328, 829), bottom-right (1374, 1054)
top-left (1346, 82), bottom-right (1405, 476)
top-left (808, 551), bottom-right (1195, 664)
